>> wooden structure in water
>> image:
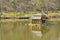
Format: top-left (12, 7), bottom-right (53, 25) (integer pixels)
top-left (29, 13), bottom-right (48, 31)
top-left (30, 13), bottom-right (42, 31)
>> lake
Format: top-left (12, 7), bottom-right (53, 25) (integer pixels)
top-left (0, 19), bottom-right (60, 40)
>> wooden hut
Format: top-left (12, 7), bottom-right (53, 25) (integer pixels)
top-left (30, 13), bottom-right (48, 31)
top-left (30, 13), bottom-right (42, 31)
top-left (31, 13), bottom-right (42, 24)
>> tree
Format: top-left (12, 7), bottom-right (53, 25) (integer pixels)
top-left (41, 0), bottom-right (58, 12)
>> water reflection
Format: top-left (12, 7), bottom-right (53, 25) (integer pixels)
top-left (0, 19), bottom-right (60, 40)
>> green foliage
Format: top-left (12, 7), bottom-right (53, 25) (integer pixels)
top-left (9, 0), bottom-right (17, 3)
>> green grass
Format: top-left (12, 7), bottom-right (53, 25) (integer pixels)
top-left (1, 11), bottom-right (35, 17)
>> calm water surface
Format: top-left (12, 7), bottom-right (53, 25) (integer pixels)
top-left (0, 19), bottom-right (60, 40)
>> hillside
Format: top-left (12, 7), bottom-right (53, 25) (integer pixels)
top-left (0, 0), bottom-right (60, 12)
top-left (0, 0), bottom-right (41, 12)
